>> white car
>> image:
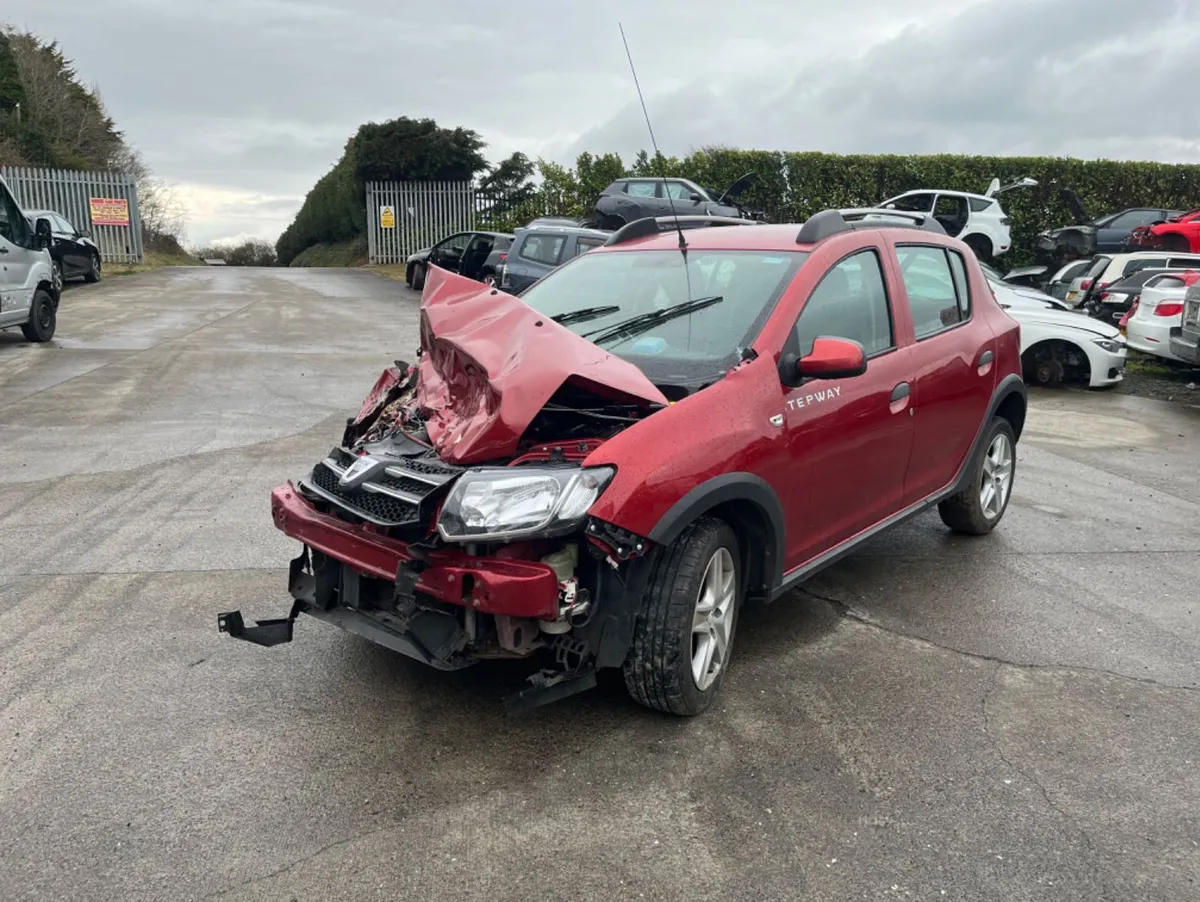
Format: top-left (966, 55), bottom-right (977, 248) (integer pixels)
top-left (1124, 271), bottom-right (1200, 363)
top-left (981, 265), bottom-right (1127, 388)
top-left (1063, 250), bottom-right (1200, 309)
top-left (879, 177), bottom-right (1037, 262)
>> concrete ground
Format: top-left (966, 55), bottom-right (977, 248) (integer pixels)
top-left (1, 267), bottom-right (1198, 902)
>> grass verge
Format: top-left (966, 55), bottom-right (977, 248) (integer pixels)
top-left (106, 249), bottom-right (202, 277)
top-left (289, 237), bottom-right (368, 268)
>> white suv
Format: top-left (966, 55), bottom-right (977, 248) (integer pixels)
top-left (0, 174), bottom-right (59, 343)
top-left (1063, 251), bottom-right (1200, 310)
top-left (880, 178), bottom-right (1036, 262)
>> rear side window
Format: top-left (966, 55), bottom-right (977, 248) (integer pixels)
top-left (1123, 257), bottom-right (1169, 276)
top-left (1167, 257), bottom-right (1200, 268)
top-left (896, 245), bottom-right (971, 339)
top-left (519, 234), bottom-right (565, 265)
top-left (794, 250), bottom-right (894, 358)
top-left (969, 197), bottom-right (994, 212)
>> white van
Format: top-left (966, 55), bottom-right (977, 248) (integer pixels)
top-left (0, 174), bottom-right (59, 342)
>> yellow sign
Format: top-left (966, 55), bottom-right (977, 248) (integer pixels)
top-left (380, 206), bottom-right (395, 229)
top-left (89, 197), bottom-right (130, 227)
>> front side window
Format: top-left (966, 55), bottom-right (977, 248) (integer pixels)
top-left (0, 187), bottom-right (30, 246)
top-left (887, 193), bottom-right (934, 213)
top-left (519, 234), bottom-right (565, 265)
top-left (664, 181), bottom-right (699, 201)
top-left (1108, 210), bottom-right (1163, 230)
top-left (519, 249), bottom-right (808, 386)
top-left (895, 245), bottom-right (971, 339)
top-left (793, 250), bottom-right (894, 358)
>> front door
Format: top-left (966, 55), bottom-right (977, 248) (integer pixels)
top-left (429, 232), bottom-right (471, 274)
top-left (890, 242), bottom-right (996, 503)
top-left (781, 247), bottom-right (916, 565)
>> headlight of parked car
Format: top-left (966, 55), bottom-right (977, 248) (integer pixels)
top-left (1093, 338), bottom-right (1124, 353)
top-left (437, 466), bottom-right (616, 542)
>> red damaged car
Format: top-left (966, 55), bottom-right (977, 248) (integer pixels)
top-left (1128, 209), bottom-right (1200, 253)
top-left (219, 209), bottom-right (1027, 716)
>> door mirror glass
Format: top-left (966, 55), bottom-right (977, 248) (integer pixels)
top-left (34, 217), bottom-right (53, 249)
top-left (798, 336), bottom-right (867, 380)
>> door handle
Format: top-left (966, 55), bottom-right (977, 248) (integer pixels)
top-left (0, 247), bottom-right (9, 254)
top-left (889, 381), bottom-right (911, 414)
top-left (978, 350), bottom-right (994, 366)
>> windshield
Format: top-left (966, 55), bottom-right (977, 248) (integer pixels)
top-left (518, 248), bottom-right (808, 386)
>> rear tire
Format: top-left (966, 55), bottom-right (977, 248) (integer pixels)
top-left (964, 234), bottom-right (994, 264)
top-left (411, 263), bottom-right (426, 291)
top-left (623, 517), bottom-right (741, 716)
top-left (1162, 234), bottom-right (1191, 253)
top-left (938, 417), bottom-right (1016, 535)
top-left (20, 289), bottom-right (57, 343)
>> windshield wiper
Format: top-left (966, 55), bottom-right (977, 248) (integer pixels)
top-left (551, 305), bottom-right (620, 326)
top-left (584, 296), bottom-right (724, 346)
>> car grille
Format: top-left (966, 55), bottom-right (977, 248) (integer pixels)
top-left (302, 449), bottom-right (461, 527)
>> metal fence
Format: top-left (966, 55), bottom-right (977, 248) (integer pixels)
top-left (1, 166), bottom-right (144, 264)
top-left (365, 181), bottom-right (555, 265)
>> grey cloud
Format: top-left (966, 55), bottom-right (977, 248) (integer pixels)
top-left (567, 0), bottom-right (1200, 165)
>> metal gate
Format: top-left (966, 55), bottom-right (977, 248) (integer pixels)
top-left (366, 181), bottom-right (478, 266)
top-left (1, 166), bottom-right (144, 264)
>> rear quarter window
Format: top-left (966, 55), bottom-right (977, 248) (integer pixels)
top-left (969, 198), bottom-right (994, 213)
top-left (519, 234), bottom-right (566, 266)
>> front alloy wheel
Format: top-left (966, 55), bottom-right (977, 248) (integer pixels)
top-left (624, 517), bottom-right (741, 715)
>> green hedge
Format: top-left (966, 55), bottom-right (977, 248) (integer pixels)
top-left (526, 148), bottom-right (1200, 266)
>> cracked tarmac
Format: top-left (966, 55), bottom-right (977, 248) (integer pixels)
top-left (1, 267), bottom-right (1198, 901)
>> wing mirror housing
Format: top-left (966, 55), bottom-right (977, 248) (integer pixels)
top-left (689, 192), bottom-right (703, 203)
top-left (34, 217), bottom-right (52, 249)
top-left (797, 336), bottom-right (867, 380)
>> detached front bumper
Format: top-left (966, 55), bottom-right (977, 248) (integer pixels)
top-left (268, 482), bottom-right (561, 619)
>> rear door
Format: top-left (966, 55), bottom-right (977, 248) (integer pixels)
top-left (505, 231), bottom-right (567, 293)
top-left (782, 244), bottom-right (915, 562)
top-left (889, 242), bottom-right (995, 503)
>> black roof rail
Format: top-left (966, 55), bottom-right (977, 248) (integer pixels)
top-left (604, 215), bottom-right (757, 247)
top-left (796, 208), bottom-right (948, 244)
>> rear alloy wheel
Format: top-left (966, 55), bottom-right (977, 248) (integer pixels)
top-left (20, 289), bottom-right (57, 343)
top-left (623, 517), bottom-right (741, 716)
top-left (938, 417), bottom-right (1016, 535)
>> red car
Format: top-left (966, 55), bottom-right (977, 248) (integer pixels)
top-left (220, 210), bottom-right (1027, 716)
top-left (1128, 209), bottom-right (1200, 252)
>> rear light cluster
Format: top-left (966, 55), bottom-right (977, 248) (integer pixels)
top-left (1156, 302), bottom-right (1185, 317)
top-left (1080, 279), bottom-right (1093, 291)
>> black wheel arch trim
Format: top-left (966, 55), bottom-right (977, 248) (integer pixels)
top-left (951, 373), bottom-right (1026, 494)
top-left (647, 472), bottom-right (786, 594)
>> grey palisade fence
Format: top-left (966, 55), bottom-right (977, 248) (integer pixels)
top-left (1, 166), bottom-right (144, 264)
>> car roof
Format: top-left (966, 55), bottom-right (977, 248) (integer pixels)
top-left (521, 225), bottom-right (610, 238)
top-left (593, 220), bottom-right (950, 253)
top-left (891, 189), bottom-right (994, 202)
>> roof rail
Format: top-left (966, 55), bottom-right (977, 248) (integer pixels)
top-left (796, 208), bottom-right (948, 244)
top-left (604, 215), bottom-right (757, 247)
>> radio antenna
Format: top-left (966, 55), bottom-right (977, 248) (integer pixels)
top-left (619, 23), bottom-right (689, 265)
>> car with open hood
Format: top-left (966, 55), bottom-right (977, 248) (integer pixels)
top-left (592, 173), bottom-right (765, 231)
top-left (1036, 190), bottom-right (1185, 265)
top-left (219, 208), bottom-right (1027, 716)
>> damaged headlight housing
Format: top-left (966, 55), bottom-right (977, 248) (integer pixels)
top-left (437, 466), bottom-right (616, 542)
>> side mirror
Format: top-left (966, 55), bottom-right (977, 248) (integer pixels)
top-left (689, 193), bottom-right (703, 203)
top-left (34, 217), bottom-right (52, 249)
top-left (798, 337), bottom-right (867, 380)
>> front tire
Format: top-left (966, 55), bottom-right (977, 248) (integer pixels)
top-left (21, 289), bottom-right (57, 343)
top-left (411, 263), bottom-right (426, 291)
top-left (938, 417), bottom-right (1016, 535)
top-left (623, 517), bottom-right (741, 716)
top-left (84, 253), bottom-right (101, 283)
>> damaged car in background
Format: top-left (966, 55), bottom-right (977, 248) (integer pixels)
top-left (219, 209), bottom-right (1027, 716)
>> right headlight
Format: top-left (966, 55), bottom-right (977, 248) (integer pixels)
top-left (437, 466), bottom-right (616, 543)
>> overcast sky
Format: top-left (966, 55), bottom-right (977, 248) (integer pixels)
top-left (8, 0), bottom-right (1197, 247)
